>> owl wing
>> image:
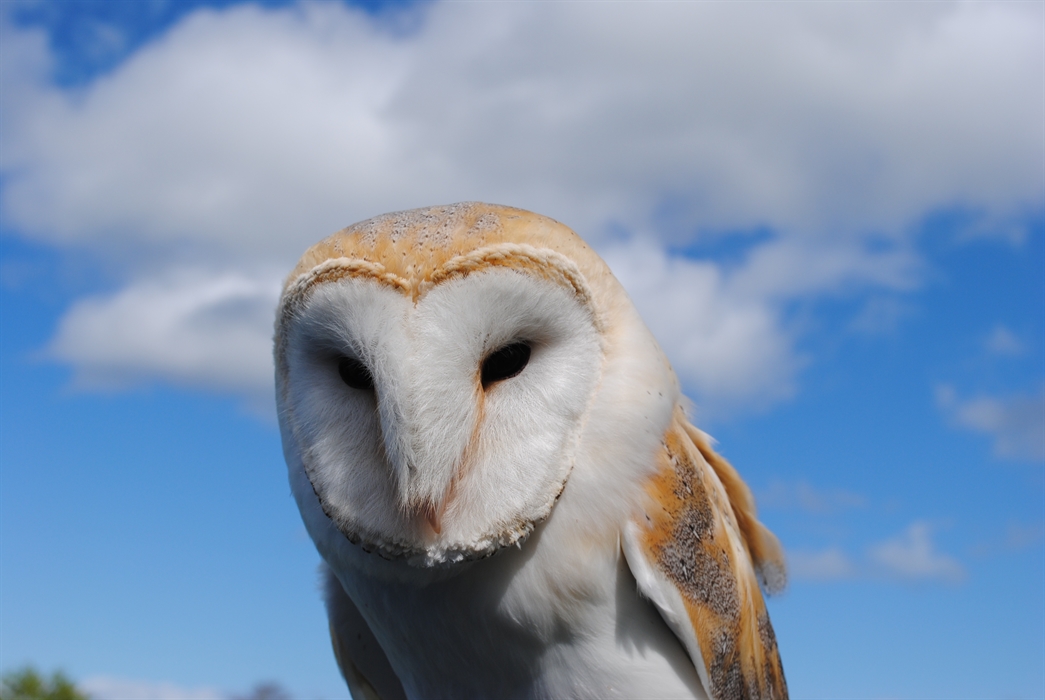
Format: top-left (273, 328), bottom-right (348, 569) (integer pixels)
top-left (622, 408), bottom-right (788, 700)
top-left (323, 565), bottom-right (408, 700)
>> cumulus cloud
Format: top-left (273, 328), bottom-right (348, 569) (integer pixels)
top-left (868, 521), bottom-right (965, 583)
top-left (1, 1), bottom-right (1041, 408)
top-left (790, 521), bottom-right (965, 584)
top-left (46, 269), bottom-right (281, 402)
top-left (757, 480), bottom-right (866, 514)
top-left (3, 1), bottom-right (1038, 251)
top-left (936, 384), bottom-right (1045, 462)
top-left (985, 325), bottom-right (1025, 356)
top-left (788, 547), bottom-right (857, 582)
top-left (848, 295), bottom-right (913, 334)
top-left (602, 239), bottom-right (800, 408)
top-left (602, 234), bottom-right (918, 409)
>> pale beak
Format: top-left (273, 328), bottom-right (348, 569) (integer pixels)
top-left (419, 499), bottom-right (445, 536)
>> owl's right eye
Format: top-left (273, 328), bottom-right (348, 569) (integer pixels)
top-left (338, 357), bottom-right (375, 391)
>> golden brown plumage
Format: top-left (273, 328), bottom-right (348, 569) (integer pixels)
top-left (631, 409), bottom-right (787, 699)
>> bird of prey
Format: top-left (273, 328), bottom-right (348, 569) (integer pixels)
top-left (275, 203), bottom-right (787, 700)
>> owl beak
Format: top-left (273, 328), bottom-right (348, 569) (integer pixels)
top-left (419, 500), bottom-right (444, 535)
top-left (397, 457), bottom-right (450, 537)
top-left (373, 358), bottom-right (477, 538)
top-left (372, 353), bottom-right (480, 539)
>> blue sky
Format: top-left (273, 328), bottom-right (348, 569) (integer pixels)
top-left (1, 1), bottom-right (1042, 699)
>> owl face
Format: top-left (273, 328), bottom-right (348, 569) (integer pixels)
top-left (276, 219), bottom-right (607, 568)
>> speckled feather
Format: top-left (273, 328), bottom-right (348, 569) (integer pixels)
top-left (275, 202), bottom-right (614, 398)
top-left (633, 408), bottom-right (787, 700)
top-left (281, 202), bottom-right (612, 301)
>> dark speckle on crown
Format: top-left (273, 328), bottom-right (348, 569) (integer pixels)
top-left (353, 202), bottom-right (501, 247)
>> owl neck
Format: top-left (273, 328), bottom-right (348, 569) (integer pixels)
top-left (333, 527), bottom-right (705, 699)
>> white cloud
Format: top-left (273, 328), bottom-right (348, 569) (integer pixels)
top-left (868, 521), bottom-right (965, 583)
top-left (848, 295), bottom-right (913, 334)
top-left (791, 521), bottom-right (966, 584)
top-left (985, 325), bottom-right (1025, 356)
top-left (757, 480), bottom-right (866, 514)
top-left (726, 238), bottom-right (920, 303)
top-left (4, 1), bottom-right (1039, 252)
top-left (602, 239), bottom-right (800, 409)
top-left (788, 547), bottom-right (857, 581)
top-left (601, 234), bottom-right (919, 410)
top-left (936, 384), bottom-right (1045, 462)
top-left (46, 269), bottom-right (281, 404)
top-left (1, 1), bottom-right (1041, 408)
top-left (81, 676), bottom-right (225, 700)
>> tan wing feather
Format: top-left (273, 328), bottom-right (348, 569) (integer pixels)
top-left (626, 408), bottom-right (787, 700)
top-left (680, 421), bottom-right (787, 595)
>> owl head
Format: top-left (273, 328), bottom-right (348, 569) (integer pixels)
top-left (275, 203), bottom-right (676, 573)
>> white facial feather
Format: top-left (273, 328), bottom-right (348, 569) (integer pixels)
top-left (280, 266), bottom-right (603, 566)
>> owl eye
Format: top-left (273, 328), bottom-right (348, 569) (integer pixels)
top-left (338, 357), bottom-right (375, 391)
top-left (481, 342), bottom-right (531, 387)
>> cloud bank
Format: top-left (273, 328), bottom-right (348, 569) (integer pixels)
top-left (937, 384), bottom-right (1045, 462)
top-left (46, 269), bottom-right (281, 400)
top-left (790, 521), bottom-right (965, 583)
top-left (1, 1), bottom-right (1041, 411)
top-left (868, 521), bottom-right (966, 584)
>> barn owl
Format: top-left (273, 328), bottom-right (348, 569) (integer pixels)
top-left (275, 203), bottom-right (787, 700)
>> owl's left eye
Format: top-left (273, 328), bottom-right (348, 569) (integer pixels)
top-left (481, 342), bottom-right (531, 387)
top-left (338, 357), bottom-right (375, 391)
